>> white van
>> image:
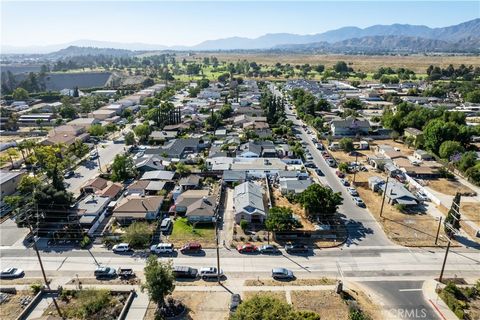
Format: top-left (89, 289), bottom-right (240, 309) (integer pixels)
top-left (112, 243), bottom-right (131, 253)
top-left (150, 243), bottom-right (175, 254)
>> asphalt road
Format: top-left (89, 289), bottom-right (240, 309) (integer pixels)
top-left (361, 280), bottom-right (440, 320)
top-left (65, 140), bottom-right (126, 195)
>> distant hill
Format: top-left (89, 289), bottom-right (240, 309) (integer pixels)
top-left (46, 46), bottom-right (135, 59)
top-left (275, 35), bottom-right (480, 53)
top-left (1, 19), bottom-right (479, 53)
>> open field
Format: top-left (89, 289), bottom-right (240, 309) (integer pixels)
top-left (428, 178), bottom-right (475, 196)
top-left (187, 53), bottom-right (480, 73)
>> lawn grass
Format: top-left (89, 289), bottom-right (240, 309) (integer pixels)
top-left (169, 217), bottom-right (216, 248)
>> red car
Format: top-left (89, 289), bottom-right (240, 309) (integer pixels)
top-left (336, 170), bottom-right (345, 178)
top-left (180, 242), bottom-right (202, 254)
top-left (237, 243), bottom-right (258, 253)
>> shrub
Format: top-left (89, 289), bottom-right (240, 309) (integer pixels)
top-left (80, 235), bottom-right (91, 248)
top-left (30, 283), bottom-right (42, 294)
top-left (240, 219), bottom-right (248, 231)
top-left (122, 222), bottom-right (153, 249)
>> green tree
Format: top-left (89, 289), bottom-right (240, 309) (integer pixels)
top-left (111, 154), bottom-right (136, 182)
top-left (240, 219), bottom-right (248, 231)
top-left (457, 152), bottom-right (477, 172)
top-left (124, 131), bottom-right (136, 145)
top-left (122, 222), bottom-right (153, 248)
top-left (422, 119), bottom-right (459, 154)
top-left (265, 207), bottom-right (298, 234)
top-left (465, 90), bottom-right (480, 103)
top-left (88, 124), bottom-right (107, 137)
top-left (338, 162), bottom-right (349, 173)
top-left (439, 141), bottom-right (465, 160)
top-left (342, 98), bottom-right (364, 110)
top-left (174, 162), bottom-right (191, 176)
top-left (5, 148), bottom-right (19, 168)
top-left (134, 124), bottom-right (151, 143)
top-left (12, 88), bottom-right (29, 100)
top-left (68, 140), bottom-right (89, 158)
top-left (142, 255), bottom-right (175, 309)
top-left (339, 138), bottom-right (354, 153)
top-left (59, 104), bottom-right (77, 119)
top-left (297, 184), bottom-right (343, 221)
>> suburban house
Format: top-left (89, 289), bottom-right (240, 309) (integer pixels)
top-left (185, 196), bottom-right (217, 223)
top-left (0, 170), bottom-right (26, 198)
top-left (379, 181), bottom-right (418, 206)
top-left (91, 109), bottom-right (117, 121)
top-left (75, 195), bottom-right (110, 228)
top-left (233, 181), bottom-right (267, 223)
top-left (368, 176), bottom-right (385, 192)
top-left (404, 127), bottom-right (424, 143)
top-left (414, 149), bottom-right (433, 161)
top-left (113, 196), bottom-right (164, 224)
top-left (140, 170), bottom-right (176, 181)
top-left (149, 131), bottom-right (178, 142)
top-left (279, 179), bottom-right (313, 195)
top-left (179, 175), bottom-right (202, 191)
top-left (43, 125), bottom-right (90, 146)
top-left (238, 141), bottom-right (278, 158)
top-left (222, 170), bottom-right (247, 184)
top-left (81, 177), bottom-right (109, 194)
top-left (156, 138), bottom-right (209, 159)
top-left (174, 189), bottom-right (210, 214)
top-left (135, 155), bottom-right (166, 172)
top-left (67, 118), bottom-right (100, 129)
top-left (330, 116), bottom-right (370, 136)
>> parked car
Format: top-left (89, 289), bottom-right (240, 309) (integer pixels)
top-left (347, 187), bottom-right (359, 196)
top-left (237, 243), bottom-right (258, 253)
top-left (272, 268), bottom-right (294, 280)
top-left (112, 243), bottom-right (131, 253)
top-left (64, 170), bottom-right (75, 179)
top-left (180, 242), bottom-right (202, 254)
top-left (305, 154), bottom-right (313, 160)
top-left (336, 170), bottom-right (345, 178)
top-left (89, 150), bottom-right (98, 160)
top-left (259, 244), bottom-right (279, 254)
top-left (173, 266), bottom-right (198, 279)
top-left (304, 161), bottom-right (316, 168)
top-left (326, 159), bottom-right (336, 167)
top-left (160, 218), bottom-right (172, 232)
top-left (94, 266), bottom-right (117, 279)
top-left (285, 243), bottom-right (309, 254)
top-left (352, 197), bottom-right (366, 208)
top-left (230, 294), bottom-right (242, 312)
top-left (315, 168), bottom-right (324, 176)
top-left (0, 267), bottom-right (24, 279)
top-left (340, 178), bottom-right (350, 186)
top-left (315, 143), bottom-right (323, 150)
top-left (150, 243), bottom-right (175, 254)
top-left (199, 267), bottom-right (223, 280)
top-left (321, 151), bottom-right (329, 157)
top-left (415, 191), bottom-right (429, 202)
top-left (118, 268), bottom-right (135, 280)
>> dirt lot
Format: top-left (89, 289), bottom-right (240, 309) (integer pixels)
top-left (244, 278), bottom-right (335, 287)
top-left (291, 289), bottom-right (381, 320)
top-left (272, 189), bottom-right (315, 231)
top-left (327, 140), bottom-right (453, 246)
top-left (461, 202), bottom-right (480, 226)
top-left (0, 291), bottom-right (34, 320)
top-left (144, 291), bottom-right (231, 320)
top-left (68, 277), bottom-right (141, 286)
top-left (188, 53), bottom-right (480, 73)
top-left (0, 278), bottom-right (48, 285)
top-left (428, 178), bottom-right (475, 196)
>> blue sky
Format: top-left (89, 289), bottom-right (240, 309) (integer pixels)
top-left (1, 1), bottom-right (479, 47)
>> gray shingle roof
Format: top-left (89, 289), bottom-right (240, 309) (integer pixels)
top-left (233, 182), bottom-right (265, 216)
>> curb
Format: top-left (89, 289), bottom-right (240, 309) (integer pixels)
top-left (422, 280), bottom-right (458, 320)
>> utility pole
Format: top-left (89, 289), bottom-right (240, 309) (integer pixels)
top-left (435, 217), bottom-right (442, 245)
top-left (215, 219), bottom-right (221, 284)
top-left (439, 239), bottom-right (451, 283)
top-left (379, 175), bottom-right (390, 218)
top-left (28, 219), bottom-right (64, 319)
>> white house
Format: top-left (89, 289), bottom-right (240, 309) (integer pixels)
top-left (233, 182), bottom-right (266, 223)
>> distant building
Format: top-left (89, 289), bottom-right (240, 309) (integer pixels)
top-left (330, 116), bottom-right (370, 136)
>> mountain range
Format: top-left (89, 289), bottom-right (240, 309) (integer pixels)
top-left (2, 19), bottom-right (479, 54)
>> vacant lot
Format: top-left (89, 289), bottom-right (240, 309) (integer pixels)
top-left (144, 291), bottom-right (230, 320)
top-left (169, 217), bottom-right (216, 248)
top-left (428, 178), bottom-right (475, 196)
top-left (0, 291), bottom-right (34, 320)
top-left (188, 53), bottom-right (480, 73)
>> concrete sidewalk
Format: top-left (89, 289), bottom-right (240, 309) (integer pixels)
top-left (125, 291), bottom-right (150, 320)
top-left (422, 279), bottom-right (458, 320)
